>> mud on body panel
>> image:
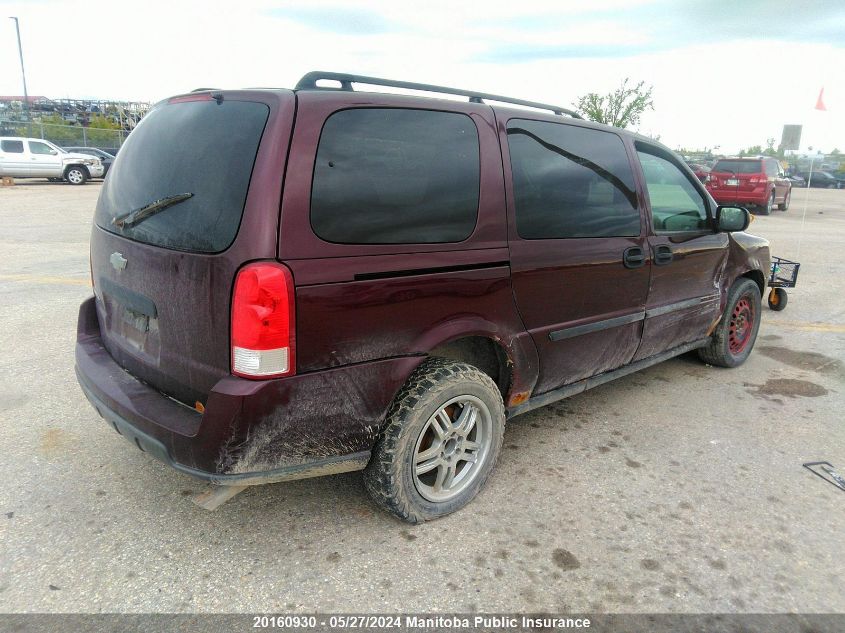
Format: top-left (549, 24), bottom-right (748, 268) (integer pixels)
top-left (216, 356), bottom-right (424, 475)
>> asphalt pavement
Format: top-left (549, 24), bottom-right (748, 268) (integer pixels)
top-left (0, 180), bottom-right (843, 613)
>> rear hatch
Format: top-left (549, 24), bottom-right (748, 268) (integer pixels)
top-left (90, 91), bottom-right (292, 407)
top-left (709, 159), bottom-right (765, 196)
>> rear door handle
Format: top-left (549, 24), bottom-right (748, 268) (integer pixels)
top-left (623, 246), bottom-right (645, 269)
top-left (653, 245), bottom-right (673, 266)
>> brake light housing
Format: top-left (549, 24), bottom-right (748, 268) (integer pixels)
top-left (231, 262), bottom-right (295, 379)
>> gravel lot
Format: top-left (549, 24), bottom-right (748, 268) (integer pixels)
top-left (1, 180), bottom-right (843, 613)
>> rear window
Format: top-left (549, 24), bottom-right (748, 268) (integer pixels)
top-left (94, 99), bottom-right (269, 253)
top-left (1, 140), bottom-right (24, 153)
top-left (310, 108), bottom-right (480, 244)
top-left (713, 160), bottom-right (763, 174)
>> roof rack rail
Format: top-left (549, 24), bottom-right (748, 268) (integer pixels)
top-left (295, 71), bottom-right (583, 119)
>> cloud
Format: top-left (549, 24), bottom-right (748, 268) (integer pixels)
top-left (473, 0), bottom-right (845, 62)
top-left (265, 5), bottom-right (395, 35)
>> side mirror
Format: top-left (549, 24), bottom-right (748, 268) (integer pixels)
top-left (49, 149), bottom-right (58, 155)
top-left (716, 205), bottom-right (750, 232)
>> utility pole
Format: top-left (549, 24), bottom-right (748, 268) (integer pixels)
top-left (9, 17), bottom-right (30, 122)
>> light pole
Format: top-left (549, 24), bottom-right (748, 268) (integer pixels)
top-left (9, 17), bottom-right (30, 122)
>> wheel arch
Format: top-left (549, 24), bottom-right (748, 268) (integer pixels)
top-left (740, 269), bottom-right (765, 296)
top-left (428, 335), bottom-right (512, 401)
top-left (405, 313), bottom-right (539, 407)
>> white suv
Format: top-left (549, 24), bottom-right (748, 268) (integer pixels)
top-left (0, 137), bottom-right (105, 184)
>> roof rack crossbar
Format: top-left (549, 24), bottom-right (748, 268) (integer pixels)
top-left (295, 71), bottom-right (583, 119)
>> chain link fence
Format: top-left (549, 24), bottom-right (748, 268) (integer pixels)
top-left (0, 119), bottom-right (126, 154)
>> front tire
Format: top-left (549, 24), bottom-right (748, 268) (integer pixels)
top-left (698, 278), bottom-right (762, 368)
top-left (65, 166), bottom-right (88, 185)
top-left (364, 357), bottom-right (505, 523)
top-left (778, 190), bottom-right (791, 211)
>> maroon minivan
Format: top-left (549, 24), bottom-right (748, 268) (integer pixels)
top-left (76, 72), bottom-right (770, 522)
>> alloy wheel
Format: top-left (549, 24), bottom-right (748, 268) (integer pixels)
top-left (412, 395), bottom-right (492, 503)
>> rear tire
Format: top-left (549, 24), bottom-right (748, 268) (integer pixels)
top-left (698, 278), bottom-right (761, 368)
top-left (758, 191), bottom-right (774, 215)
top-left (364, 357), bottom-right (505, 523)
top-left (768, 288), bottom-right (788, 311)
top-left (65, 166), bottom-right (88, 185)
top-left (777, 190), bottom-right (791, 211)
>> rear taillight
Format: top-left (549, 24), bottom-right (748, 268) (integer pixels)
top-left (231, 262), bottom-right (295, 379)
top-left (749, 174), bottom-right (766, 184)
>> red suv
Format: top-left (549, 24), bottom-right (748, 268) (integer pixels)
top-left (706, 157), bottom-right (791, 215)
top-left (75, 72), bottom-right (770, 522)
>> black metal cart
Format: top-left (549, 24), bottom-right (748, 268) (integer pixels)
top-left (767, 256), bottom-right (800, 311)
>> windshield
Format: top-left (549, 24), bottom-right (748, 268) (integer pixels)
top-left (712, 160), bottom-right (763, 174)
top-left (94, 98), bottom-right (269, 253)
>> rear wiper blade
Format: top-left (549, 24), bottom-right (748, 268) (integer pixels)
top-left (112, 192), bottom-right (193, 229)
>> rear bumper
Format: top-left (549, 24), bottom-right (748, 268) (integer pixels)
top-left (76, 369), bottom-right (370, 485)
top-left (75, 296), bottom-right (422, 484)
top-left (706, 187), bottom-right (768, 206)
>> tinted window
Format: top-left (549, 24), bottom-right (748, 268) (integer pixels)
top-left (94, 99), bottom-right (269, 253)
top-left (29, 141), bottom-right (55, 155)
top-left (764, 160), bottom-right (778, 176)
top-left (713, 159), bottom-right (763, 174)
top-left (506, 119), bottom-right (639, 239)
top-left (1, 140), bottom-right (24, 153)
top-left (637, 147), bottom-right (709, 232)
top-left (311, 108), bottom-right (479, 244)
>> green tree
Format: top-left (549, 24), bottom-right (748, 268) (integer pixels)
top-left (14, 113), bottom-right (122, 147)
top-left (738, 145), bottom-right (763, 157)
top-left (763, 137), bottom-right (780, 157)
top-left (573, 78), bottom-right (654, 129)
top-left (17, 114), bottom-right (84, 144)
top-left (86, 113), bottom-right (121, 145)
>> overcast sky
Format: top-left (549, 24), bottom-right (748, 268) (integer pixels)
top-left (1, 0), bottom-right (842, 154)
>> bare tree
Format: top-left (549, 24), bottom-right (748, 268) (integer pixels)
top-left (573, 78), bottom-right (654, 129)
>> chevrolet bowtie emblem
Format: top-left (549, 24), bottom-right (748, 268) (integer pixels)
top-left (110, 252), bottom-right (127, 271)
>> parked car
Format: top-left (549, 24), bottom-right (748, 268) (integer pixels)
top-left (62, 147), bottom-right (115, 177)
top-left (0, 137), bottom-right (104, 184)
top-left (795, 171), bottom-right (845, 189)
top-left (685, 161), bottom-right (710, 183)
top-left (705, 157), bottom-right (791, 214)
top-left (75, 72), bottom-right (770, 522)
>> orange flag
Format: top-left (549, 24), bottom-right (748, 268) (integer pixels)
top-left (815, 87), bottom-right (826, 111)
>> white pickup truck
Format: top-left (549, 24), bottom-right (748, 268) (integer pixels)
top-left (0, 137), bottom-right (104, 184)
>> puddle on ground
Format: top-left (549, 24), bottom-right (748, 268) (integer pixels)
top-left (757, 346), bottom-right (843, 377)
top-left (749, 378), bottom-right (828, 399)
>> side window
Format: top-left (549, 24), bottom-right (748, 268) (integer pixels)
top-left (310, 108), bottom-right (480, 244)
top-left (636, 146), bottom-right (710, 232)
top-left (506, 119), bottom-right (640, 238)
top-left (1, 140), bottom-right (24, 153)
top-left (28, 141), bottom-right (55, 155)
top-left (765, 160), bottom-right (777, 177)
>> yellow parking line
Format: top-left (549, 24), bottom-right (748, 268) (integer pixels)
top-left (0, 273), bottom-right (90, 287)
top-left (767, 320), bottom-right (845, 333)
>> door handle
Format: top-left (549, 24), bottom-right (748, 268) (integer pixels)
top-left (623, 246), bottom-right (645, 269)
top-left (653, 245), bottom-right (673, 266)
